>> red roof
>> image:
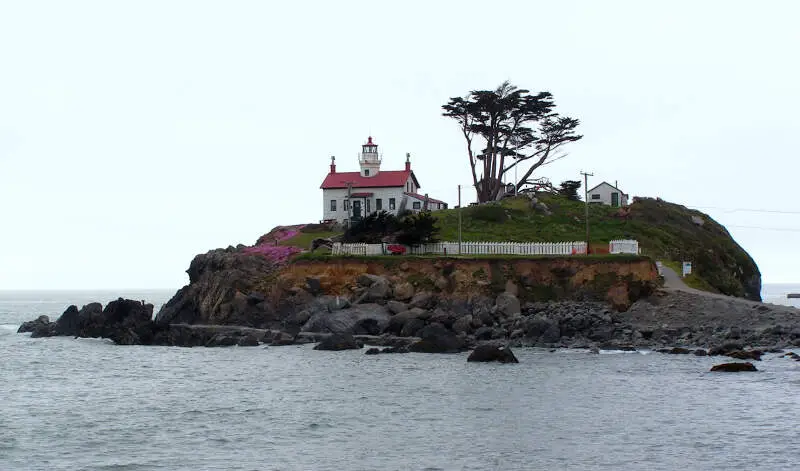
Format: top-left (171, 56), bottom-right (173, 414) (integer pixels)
top-left (320, 170), bottom-right (420, 189)
top-left (404, 192), bottom-right (446, 205)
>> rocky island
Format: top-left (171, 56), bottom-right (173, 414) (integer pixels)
top-left (17, 195), bottom-right (800, 361)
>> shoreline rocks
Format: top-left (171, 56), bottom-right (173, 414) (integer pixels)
top-left (467, 345), bottom-right (519, 363)
top-left (15, 263), bottom-right (800, 355)
top-left (710, 362), bottom-right (758, 372)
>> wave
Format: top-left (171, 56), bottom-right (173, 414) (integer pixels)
top-left (0, 324), bottom-right (20, 333)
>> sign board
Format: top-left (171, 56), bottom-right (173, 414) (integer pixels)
top-left (682, 261), bottom-right (692, 277)
top-left (655, 261), bottom-right (663, 276)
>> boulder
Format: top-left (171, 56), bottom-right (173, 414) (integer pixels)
top-left (18, 315), bottom-right (53, 336)
top-left (408, 323), bottom-right (465, 353)
top-left (725, 350), bottom-right (762, 361)
top-left (409, 292), bottom-right (436, 309)
top-left (400, 318), bottom-right (426, 337)
top-left (270, 331), bottom-right (296, 346)
top-left (495, 293), bottom-right (521, 318)
top-left (357, 274), bottom-right (383, 287)
top-left (693, 349), bottom-right (708, 356)
top-left (205, 334), bottom-right (240, 347)
top-left (708, 342), bottom-right (744, 356)
top-left (475, 326), bottom-right (494, 341)
top-left (386, 300), bottom-right (409, 315)
top-left (467, 345), bottom-right (519, 363)
top-left (365, 347), bottom-right (381, 355)
top-left (362, 278), bottom-right (392, 302)
top-left (452, 315), bottom-right (473, 334)
top-left (392, 282), bottom-right (415, 301)
top-left (302, 304), bottom-right (391, 335)
top-left (657, 347), bottom-right (692, 355)
top-left (313, 333), bottom-right (362, 351)
top-left (428, 309), bottom-right (455, 328)
top-left (380, 345), bottom-right (410, 354)
top-left (522, 315), bottom-right (557, 338)
top-left (59, 303), bottom-right (99, 336)
top-left (386, 308), bottom-right (429, 334)
top-left (237, 334), bottom-right (261, 347)
top-left (710, 362), bottom-right (758, 372)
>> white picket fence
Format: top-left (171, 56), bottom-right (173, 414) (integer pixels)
top-left (332, 241), bottom-right (598, 256)
top-left (609, 239), bottom-right (640, 255)
top-left (409, 241), bottom-right (588, 256)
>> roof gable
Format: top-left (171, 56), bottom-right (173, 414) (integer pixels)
top-left (587, 181), bottom-right (626, 194)
top-left (321, 170), bottom-right (421, 190)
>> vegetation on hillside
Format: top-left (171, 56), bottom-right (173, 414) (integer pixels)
top-left (433, 194), bottom-right (761, 300)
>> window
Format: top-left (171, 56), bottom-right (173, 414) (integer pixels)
top-left (366, 199), bottom-right (371, 213)
top-left (406, 182), bottom-right (410, 192)
top-left (591, 194), bottom-right (601, 200)
top-left (330, 199), bottom-right (337, 211)
top-left (364, 169), bottom-right (370, 176)
top-left (344, 200), bottom-right (350, 211)
top-left (389, 198), bottom-right (396, 210)
top-left (376, 198), bottom-right (382, 210)
top-left (412, 201), bottom-right (421, 210)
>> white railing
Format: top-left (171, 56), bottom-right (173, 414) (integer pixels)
top-left (609, 239), bottom-right (640, 254)
top-left (332, 241), bottom-right (591, 256)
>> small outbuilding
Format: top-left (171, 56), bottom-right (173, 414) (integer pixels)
top-left (587, 182), bottom-right (628, 207)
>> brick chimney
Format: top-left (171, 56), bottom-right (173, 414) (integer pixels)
top-left (330, 156), bottom-right (336, 173)
top-left (405, 152), bottom-right (411, 171)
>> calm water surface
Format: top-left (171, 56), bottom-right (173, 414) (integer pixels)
top-left (1, 289), bottom-right (799, 471)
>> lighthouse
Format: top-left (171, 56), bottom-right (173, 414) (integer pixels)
top-left (358, 136), bottom-right (382, 177)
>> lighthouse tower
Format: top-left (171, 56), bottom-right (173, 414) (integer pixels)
top-left (358, 136), bottom-right (382, 177)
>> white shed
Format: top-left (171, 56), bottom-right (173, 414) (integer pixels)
top-left (587, 182), bottom-right (628, 207)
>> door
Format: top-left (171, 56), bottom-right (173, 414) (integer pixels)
top-left (611, 192), bottom-right (619, 207)
top-left (352, 200), bottom-right (362, 219)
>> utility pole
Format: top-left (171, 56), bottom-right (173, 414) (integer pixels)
top-left (345, 181), bottom-right (354, 228)
top-left (580, 171), bottom-right (593, 255)
top-left (458, 184), bottom-right (462, 255)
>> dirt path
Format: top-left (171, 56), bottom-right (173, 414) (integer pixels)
top-left (660, 265), bottom-right (749, 301)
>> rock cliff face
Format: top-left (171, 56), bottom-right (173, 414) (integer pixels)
top-left (154, 246), bottom-right (287, 328)
top-left (152, 252), bottom-right (659, 329)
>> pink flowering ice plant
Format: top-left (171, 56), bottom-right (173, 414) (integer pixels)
top-left (242, 244), bottom-right (302, 264)
top-left (244, 224), bottom-right (307, 264)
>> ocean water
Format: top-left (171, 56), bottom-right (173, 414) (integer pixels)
top-left (761, 283), bottom-right (800, 309)
top-left (2, 288), bottom-right (799, 471)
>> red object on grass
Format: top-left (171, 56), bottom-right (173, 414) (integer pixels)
top-left (387, 245), bottom-right (406, 255)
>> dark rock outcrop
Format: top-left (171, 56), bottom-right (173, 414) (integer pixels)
top-left (313, 333), bottom-right (362, 351)
top-left (17, 316), bottom-right (55, 337)
top-left (658, 347), bottom-right (692, 354)
top-left (408, 323), bottom-right (465, 353)
top-left (467, 345), bottom-right (519, 363)
top-left (154, 247), bottom-right (280, 327)
top-left (725, 350), bottom-right (762, 361)
top-left (18, 299), bottom-right (154, 344)
top-left (710, 362), bottom-right (758, 372)
top-left (302, 304), bottom-right (390, 335)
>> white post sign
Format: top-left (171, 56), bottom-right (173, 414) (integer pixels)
top-left (682, 261), bottom-right (692, 277)
top-left (655, 260), bottom-right (663, 276)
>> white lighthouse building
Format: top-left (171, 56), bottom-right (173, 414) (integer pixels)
top-left (320, 136), bottom-right (447, 225)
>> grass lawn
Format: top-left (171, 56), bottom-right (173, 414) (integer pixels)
top-left (279, 230), bottom-right (342, 249)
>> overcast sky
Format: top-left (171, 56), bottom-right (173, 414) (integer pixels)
top-left (1, 0), bottom-right (799, 289)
